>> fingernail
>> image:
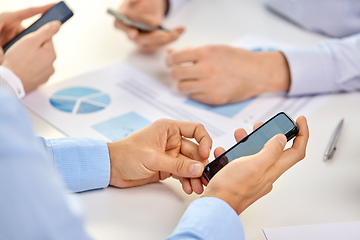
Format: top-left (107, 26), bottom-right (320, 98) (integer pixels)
top-left (190, 163), bottom-right (202, 176)
top-left (277, 135), bottom-right (287, 148)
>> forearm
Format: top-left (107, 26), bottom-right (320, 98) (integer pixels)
top-left (40, 137), bottom-right (111, 193)
top-left (283, 33), bottom-right (360, 96)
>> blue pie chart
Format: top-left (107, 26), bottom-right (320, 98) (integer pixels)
top-left (50, 87), bottom-right (111, 114)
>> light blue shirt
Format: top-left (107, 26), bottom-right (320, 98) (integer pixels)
top-left (0, 89), bottom-right (244, 239)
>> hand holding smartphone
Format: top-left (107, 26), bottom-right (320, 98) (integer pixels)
top-left (203, 112), bottom-right (299, 182)
top-left (107, 8), bottom-right (169, 33)
top-left (3, 1), bottom-right (73, 53)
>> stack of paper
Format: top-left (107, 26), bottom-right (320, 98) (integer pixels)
top-left (263, 222), bottom-right (360, 240)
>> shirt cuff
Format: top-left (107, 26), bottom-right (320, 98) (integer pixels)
top-left (167, 197), bottom-right (245, 240)
top-left (45, 137), bottom-right (110, 193)
top-left (282, 46), bottom-right (338, 96)
top-left (0, 66), bottom-right (25, 99)
top-left (167, 0), bottom-right (188, 16)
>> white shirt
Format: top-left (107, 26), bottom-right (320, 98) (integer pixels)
top-left (0, 66), bottom-right (25, 99)
top-left (169, 0), bottom-right (360, 97)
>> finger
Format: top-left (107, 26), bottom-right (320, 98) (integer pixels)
top-left (201, 175), bottom-right (208, 186)
top-left (166, 47), bottom-right (199, 66)
top-left (177, 79), bottom-right (206, 94)
top-left (190, 178), bottom-right (204, 194)
top-left (171, 64), bottom-right (206, 80)
top-left (271, 116), bottom-right (309, 178)
top-left (176, 121), bottom-right (212, 159)
top-left (114, 20), bottom-right (139, 40)
top-left (179, 177), bottom-right (193, 194)
top-left (188, 93), bottom-right (219, 105)
top-left (180, 138), bottom-right (205, 161)
top-left (167, 48), bottom-right (174, 54)
top-left (253, 134), bottom-right (287, 172)
top-left (27, 21), bottom-right (61, 46)
top-left (152, 152), bottom-right (204, 178)
top-left (253, 121), bottom-right (264, 131)
top-left (234, 128), bottom-right (248, 142)
top-left (12, 4), bottom-right (55, 21)
top-left (214, 146), bottom-right (226, 158)
top-left (135, 27), bottom-right (184, 46)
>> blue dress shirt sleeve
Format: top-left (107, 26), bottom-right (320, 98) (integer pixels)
top-left (0, 89), bottom-right (246, 239)
top-left (283, 33), bottom-right (360, 96)
top-left (40, 137), bottom-right (110, 193)
top-left (0, 90), bottom-right (91, 239)
top-left (166, 197), bottom-right (245, 240)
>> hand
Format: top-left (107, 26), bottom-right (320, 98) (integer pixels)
top-left (2, 21), bottom-right (61, 93)
top-left (0, 4), bottom-right (54, 63)
top-left (202, 116), bottom-right (309, 215)
top-left (166, 45), bottom-right (291, 105)
top-left (107, 119), bottom-right (212, 195)
top-left (114, 0), bottom-right (184, 53)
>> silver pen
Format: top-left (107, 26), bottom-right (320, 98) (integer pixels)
top-left (323, 118), bottom-right (344, 161)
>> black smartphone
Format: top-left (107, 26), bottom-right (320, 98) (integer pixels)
top-left (203, 112), bottom-right (299, 182)
top-left (3, 1), bottom-right (73, 53)
top-left (107, 8), bottom-right (168, 32)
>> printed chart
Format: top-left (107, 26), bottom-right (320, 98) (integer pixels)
top-left (92, 112), bottom-right (151, 142)
top-left (50, 87), bottom-right (111, 114)
top-left (184, 98), bottom-right (254, 118)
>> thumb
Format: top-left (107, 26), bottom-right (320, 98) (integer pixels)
top-left (0, 47), bottom-right (3, 64)
top-left (155, 153), bottom-right (204, 178)
top-left (256, 134), bottom-right (287, 170)
top-left (29, 21), bottom-right (61, 46)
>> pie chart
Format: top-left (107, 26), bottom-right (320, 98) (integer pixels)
top-left (50, 87), bottom-right (111, 114)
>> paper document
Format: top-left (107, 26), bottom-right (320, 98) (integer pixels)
top-left (263, 222), bottom-right (360, 240)
top-left (22, 35), bottom-right (329, 151)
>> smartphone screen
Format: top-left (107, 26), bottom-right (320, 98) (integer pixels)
top-left (203, 112), bottom-right (298, 182)
top-left (3, 1), bottom-right (73, 53)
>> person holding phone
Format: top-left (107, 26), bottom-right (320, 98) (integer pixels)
top-left (115, 0), bottom-right (360, 105)
top-left (0, 4), bottom-right (60, 98)
top-left (0, 85), bottom-right (309, 239)
top-left (113, 0), bottom-right (184, 53)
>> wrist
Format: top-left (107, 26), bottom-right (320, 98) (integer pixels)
top-left (260, 51), bottom-right (291, 93)
top-left (201, 188), bottom-right (244, 215)
top-left (107, 141), bottom-right (126, 187)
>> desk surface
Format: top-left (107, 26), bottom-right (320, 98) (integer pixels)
top-left (1, 0), bottom-right (360, 239)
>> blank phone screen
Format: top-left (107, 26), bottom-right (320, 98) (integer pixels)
top-left (204, 113), bottom-right (297, 181)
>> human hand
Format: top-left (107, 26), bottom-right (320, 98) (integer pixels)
top-left (202, 116), bottom-right (309, 215)
top-left (107, 119), bottom-right (212, 194)
top-left (0, 4), bottom-right (54, 63)
top-left (1, 21), bottom-right (61, 93)
top-left (114, 0), bottom-right (184, 53)
top-left (166, 45), bottom-right (291, 105)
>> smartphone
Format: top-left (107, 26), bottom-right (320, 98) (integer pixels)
top-left (107, 8), bottom-right (168, 33)
top-left (203, 112), bottom-right (299, 182)
top-left (3, 1), bottom-right (73, 53)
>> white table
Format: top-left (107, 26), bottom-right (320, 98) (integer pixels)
top-left (2, 0), bottom-right (360, 239)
